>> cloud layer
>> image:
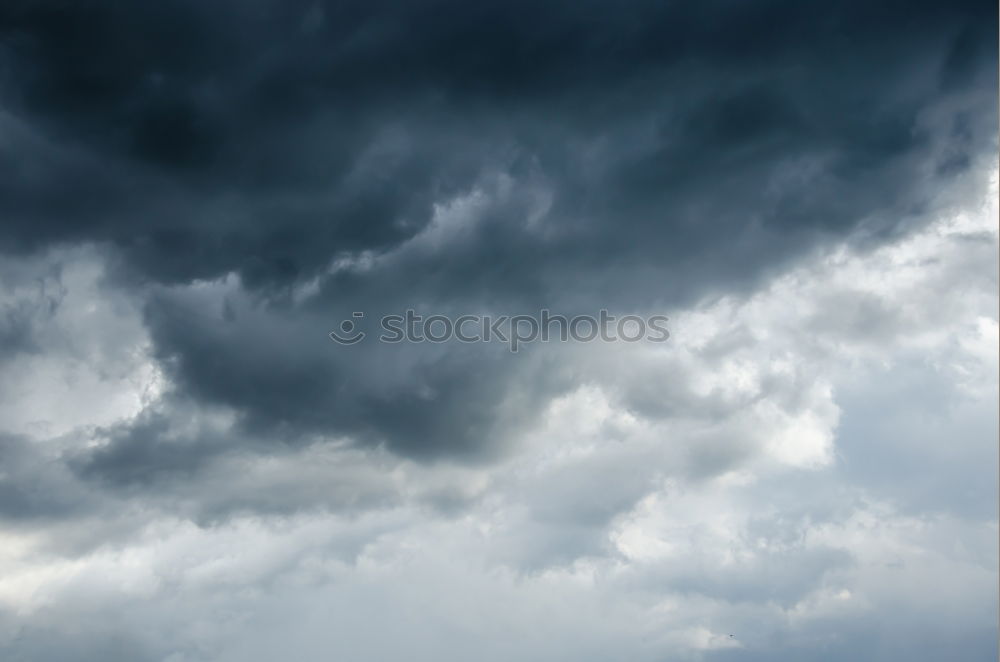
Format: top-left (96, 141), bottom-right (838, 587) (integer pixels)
top-left (0, 1), bottom-right (996, 660)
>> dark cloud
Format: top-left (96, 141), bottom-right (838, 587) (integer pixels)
top-left (134, 288), bottom-right (574, 460)
top-left (0, 5), bottom-right (996, 659)
top-left (0, 0), bottom-right (995, 463)
top-left (1, 0), bottom-right (993, 280)
top-left (72, 407), bottom-right (233, 488)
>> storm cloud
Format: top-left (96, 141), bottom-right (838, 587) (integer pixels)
top-left (0, 1), bottom-right (996, 660)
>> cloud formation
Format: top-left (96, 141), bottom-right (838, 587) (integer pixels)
top-left (0, 0), bottom-right (996, 660)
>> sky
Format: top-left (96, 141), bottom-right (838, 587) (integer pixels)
top-left (0, 1), bottom-right (997, 660)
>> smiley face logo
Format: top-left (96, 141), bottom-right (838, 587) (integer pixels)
top-left (329, 312), bottom-right (366, 345)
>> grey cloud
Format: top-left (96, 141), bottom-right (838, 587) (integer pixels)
top-left (1, 0), bottom-right (995, 465)
top-left (73, 405), bottom-right (235, 488)
top-left (1, 621), bottom-right (154, 662)
top-left (836, 360), bottom-right (999, 520)
top-left (139, 287), bottom-right (573, 460)
top-left (0, 3), bottom-right (996, 660)
top-left (0, 434), bottom-right (93, 522)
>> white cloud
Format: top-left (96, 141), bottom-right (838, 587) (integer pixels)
top-left (0, 170), bottom-right (995, 661)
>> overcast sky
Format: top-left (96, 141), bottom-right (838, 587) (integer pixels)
top-left (0, 1), bottom-right (997, 660)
